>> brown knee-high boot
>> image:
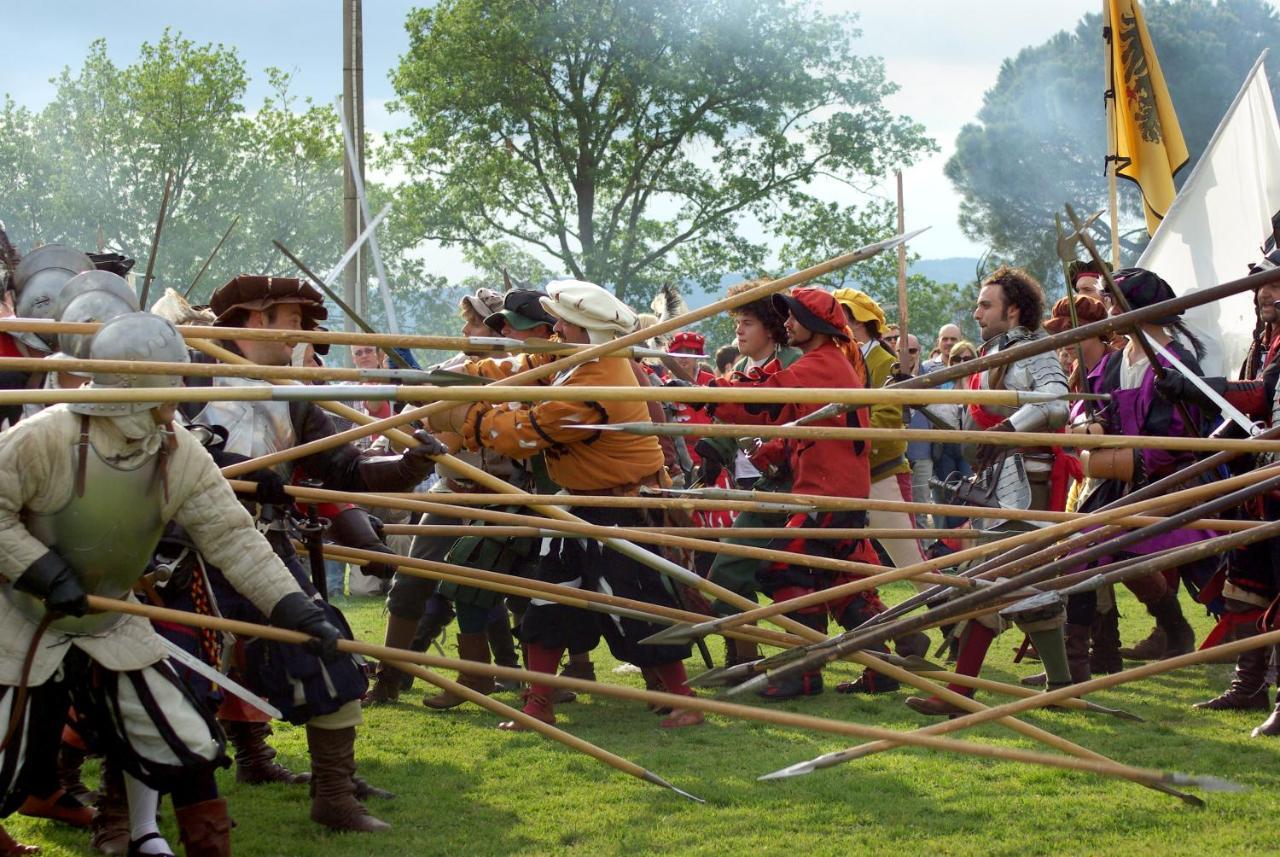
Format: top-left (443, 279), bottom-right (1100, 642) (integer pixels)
top-left (306, 726), bottom-right (389, 832)
top-left (422, 632), bottom-right (495, 710)
top-left (175, 798), bottom-right (232, 857)
top-left (1197, 623), bottom-right (1271, 711)
top-left (222, 720), bottom-right (310, 785)
top-left (365, 613), bottom-right (419, 706)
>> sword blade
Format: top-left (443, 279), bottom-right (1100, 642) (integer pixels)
top-left (159, 637), bottom-right (283, 720)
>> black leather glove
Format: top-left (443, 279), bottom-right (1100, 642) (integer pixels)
top-left (975, 419), bottom-right (1015, 472)
top-left (1155, 371), bottom-right (1226, 413)
top-left (269, 592), bottom-right (343, 662)
top-left (693, 438), bottom-right (725, 487)
top-left (15, 551), bottom-right (89, 617)
top-left (399, 430), bottom-right (449, 482)
top-left (248, 467), bottom-right (293, 507)
top-left (328, 508), bottom-right (398, 579)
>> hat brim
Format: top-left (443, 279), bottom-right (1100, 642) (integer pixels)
top-left (772, 293), bottom-right (849, 340)
top-left (484, 309), bottom-right (546, 333)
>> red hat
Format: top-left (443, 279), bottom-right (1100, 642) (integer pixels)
top-left (667, 331), bottom-right (706, 353)
top-left (772, 287), bottom-right (850, 340)
top-left (1043, 294), bottom-right (1108, 334)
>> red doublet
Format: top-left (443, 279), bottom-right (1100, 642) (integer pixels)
top-left (713, 341), bottom-right (870, 500)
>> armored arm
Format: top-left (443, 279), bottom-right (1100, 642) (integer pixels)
top-left (1004, 352), bottom-right (1069, 432)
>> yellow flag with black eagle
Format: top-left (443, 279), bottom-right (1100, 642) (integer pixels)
top-left (1106, 0), bottom-right (1188, 235)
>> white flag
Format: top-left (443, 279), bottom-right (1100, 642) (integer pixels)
top-left (1137, 53), bottom-right (1280, 377)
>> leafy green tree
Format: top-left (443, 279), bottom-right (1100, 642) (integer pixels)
top-left (389, 0), bottom-right (934, 303)
top-left (946, 0), bottom-right (1280, 287)
top-left (0, 32), bottom-right (393, 308)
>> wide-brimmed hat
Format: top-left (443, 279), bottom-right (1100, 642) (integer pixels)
top-left (539, 279), bottom-right (637, 344)
top-left (772, 287), bottom-right (850, 340)
top-left (210, 275), bottom-right (327, 329)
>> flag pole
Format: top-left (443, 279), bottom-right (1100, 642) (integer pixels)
top-left (1104, 0), bottom-right (1121, 268)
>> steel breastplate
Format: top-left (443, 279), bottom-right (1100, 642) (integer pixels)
top-left (15, 435), bottom-right (166, 634)
top-left (194, 377), bottom-right (296, 478)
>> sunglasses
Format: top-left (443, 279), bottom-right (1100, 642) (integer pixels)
top-left (907, 347), bottom-right (919, 354)
top-left (884, 334), bottom-right (899, 341)
top-left (950, 354), bottom-right (974, 364)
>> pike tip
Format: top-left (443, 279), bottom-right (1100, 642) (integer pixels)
top-left (757, 762), bottom-right (815, 781)
top-left (1168, 773), bottom-right (1248, 794)
top-left (718, 673), bottom-right (770, 699)
top-left (686, 667), bottom-right (730, 688)
top-left (639, 622), bottom-right (706, 646)
top-left (641, 770), bottom-right (706, 803)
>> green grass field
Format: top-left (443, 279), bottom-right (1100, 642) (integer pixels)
top-left (10, 584), bottom-right (1280, 856)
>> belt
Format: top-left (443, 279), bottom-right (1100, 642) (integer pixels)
top-left (871, 455), bottom-right (908, 479)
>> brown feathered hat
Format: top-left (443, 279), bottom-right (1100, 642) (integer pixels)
top-left (210, 275), bottom-right (327, 329)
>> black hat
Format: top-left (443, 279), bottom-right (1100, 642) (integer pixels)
top-left (1113, 268), bottom-right (1179, 324)
top-left (484, 289), bottom-right (557, 333)
top-left (1066, 258), bottom-right (1112, 285)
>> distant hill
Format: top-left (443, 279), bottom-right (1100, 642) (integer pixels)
top-left (909, 257), bottom-right (981, 286)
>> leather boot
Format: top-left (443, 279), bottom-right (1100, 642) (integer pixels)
top-left (551, 654), bottom-right (595, 704)
top-left (1196, 636), bottom-right (1271, 711)
top-left (90, 758), bottom-right (128, 855)
top-left (423, 632), bottom-right (495, 710)
top-left (1253, 696), bottom-right (1280, 736)
top-left (757, 612), bottom-right (826, 700)
top-left (0, 825), bottom-right (39, 857)
top-left (486, 613), bottom-right (523, 691)
top-left (174, 798), bottom-right (232, 857)
top-left (1021, 624), bottom-right (1092, 687)
top-left (18, 789), bottom-right (95, 828)
top-left (1153, 593), bottom-right (1196, 658)
top-left (223, 720), bottom-right (310, 785)
top-left (724, 637), bottom-right (761, 687)
top-left (57, 740), bottom-right (97, 807)
top-left (1090, 606), bottom-right (1123, 674)
top-left (305, 726), bottom-right (390, 832)
top-left (365, 613), bottom-right (418, 706)
top-left (402, 597), bottom-right (456, 691)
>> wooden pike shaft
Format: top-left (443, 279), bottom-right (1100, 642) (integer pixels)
top-left (379, 657), bottom-right (702, 801)
top-left (382, 523), bottom-right (985, 541)
top-left (326, 543), bottom-right (1103, 716)
top-left (809, 616), bottom-right (1280, 773)
top-left (194, 287), bottom-right (1184, 788)
top-left (84, 595), bottom-right (1225, 795)
top-left (242, 480), bottom-right (964, 590)
top-left (347, 490), bottom-right (1257, 534)
top-left (658, 459), bottom-right (1258, 639)
top-left (0, 319), bottom-right (678, 361)
top-left (606, 422), bottom-right (1280, 454)
top-left (0, 373), bottom-right (1087, 408)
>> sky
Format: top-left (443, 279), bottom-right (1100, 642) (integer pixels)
top-left (3, 1), bottom-right (1271, 279)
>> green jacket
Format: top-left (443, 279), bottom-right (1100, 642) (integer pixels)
top-left (702, 344), bottom-right (803, 485)
top-left (862, 340), bottom-right (910, 477)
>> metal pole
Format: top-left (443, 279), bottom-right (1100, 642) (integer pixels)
top-left (896, 170), bottom-right (909, 350)
top-left (341, 0), bottom-right (360, 334)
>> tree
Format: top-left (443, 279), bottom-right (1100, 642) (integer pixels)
top-left (775, 200), bottom-right (975, 351)
top-left (945, 0), bottom-right (1280, 288)
top-left (389, 0), bottom-right (934, 304)
top-left (0, 32), bottom-right (397, 308)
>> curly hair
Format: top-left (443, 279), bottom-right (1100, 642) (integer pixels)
top-left (727, 279), bottom-right (787, 346)
top-left (983, 265), bottom-right (1045, 331)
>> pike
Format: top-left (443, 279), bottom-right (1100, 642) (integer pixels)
top-left (207, 239), bottom-right (1202, 793)
top-left (728, 464), bottom-right (1280, 698)
top-left (84, 595), bottom-right (1238, 798)
top-left (1053, 211), bottom-right (1097, 420)
top-left (320, 203), bottom-right (391, 289)
top-left (844, 420), bottom-right (1280, 634)
top-left (183, 215), bottom-right (241, 299)
top-left (760, 603), bottom-right (1280, 783)
top-left (138, 170), bottom-right (175, 308)
top-left (273, 239), bottom-right (413, 370)
top-left (572, 421), bottom-right (1280, 455)
top-left (0, 318), bottom-right (693, 361)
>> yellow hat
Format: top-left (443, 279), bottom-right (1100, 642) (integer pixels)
top-left (832, 288), bottom-right (886, 327)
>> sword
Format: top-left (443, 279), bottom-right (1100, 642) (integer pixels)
top-left (1147, 338), bottom-right (1262, 437)
top-left (159, 637), bottom-right (282, 720)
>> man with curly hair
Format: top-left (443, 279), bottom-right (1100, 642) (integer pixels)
top-left (906, 265), bottom-right (1075, 717)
